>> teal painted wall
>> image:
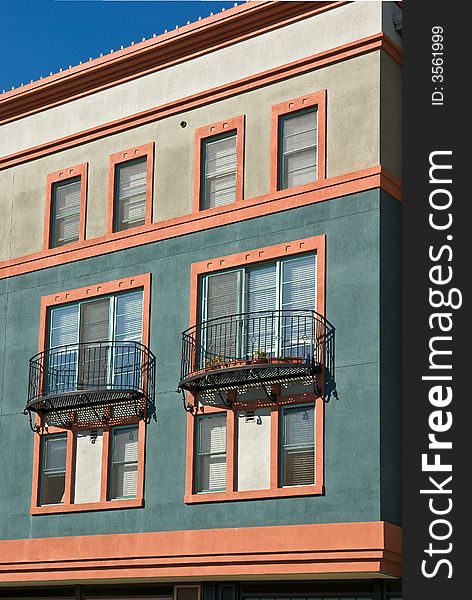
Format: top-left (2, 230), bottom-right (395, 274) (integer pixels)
top-left (0, 189), bottom-right (399, 540)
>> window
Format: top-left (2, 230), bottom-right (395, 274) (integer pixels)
top-left (270, 91), bottom-right (326, 192)
top-left (196, 413), bottom-right (227, 493)
top-left (110, 425), bottom-right (139, 499)
top-left (44, 163), bottom-right (87, 250)
top-left (108, 142), bottom-right (154, 234)
top-left (31, 275), bottom-right (150, 514)
top-left (280, 404), bottom-right (315, 487)
top-left (202, 133), bottom-right (237, 209)
top-left (38, 425), bottom-right (141, 507)
top-left (200, 254), bottom-right (316, 362)
top-left (279, 108), bottom-right (318, 189)
top-left (115, 159), bottom-right (147, 231)
top-left (40, 434), bottom-right (67, 505)
top-left (47, 289), bottom-right (143, 396)
top-left (51, 178), bottom-right (81, 246)
top-left (193, 115), bottom-right (245, 212)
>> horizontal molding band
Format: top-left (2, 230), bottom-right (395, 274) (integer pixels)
top-left (0, 32), bottom-right (401, 172)
top-left (0, 521), bottom-right (402, 584)
top-left (0, 2), bottom-right (345, 125)
top-left (0, 165), bottom-right (402, 281)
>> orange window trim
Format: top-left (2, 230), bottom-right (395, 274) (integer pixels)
top-left (185, 235), bottom-right (326, 503)
top-left (30, 273), bottom-right (151, 515)
top-left (43, 162), bottom-right (88, 251)
top-left (107, 142), bottom-right (154, 234)
top-left (193, 115), bottom-right (245, 213)
top-left (270, 90), bottom-right (327, 193)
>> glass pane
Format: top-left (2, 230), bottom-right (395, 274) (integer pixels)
top-left (284, 406), bottom-right (315, 446)
top-left (206, 172), bottom-right (237, 208)
top-left (284, 148), bottom-right (317, 188)
top-left (204, 271), bottom-right (241, 363)
top-left (54, 214), bottom-right (80, 246)
top-left (53, 180), bottom-right (80, 246)
top-left (111, 462), bottom-right (138, 499)
top-left (282, 406), bottom-right (315, 487)
top-left (205, 135), bottom-right (236, 175)
top-left (283, 111), bottom-right (317, 153)
top-left (44, 435), bottom-right (67, 471)
top-left (198, 454), bottom-right (226, 492)
top-left (281, 255), bottom-right (317, 358)
top-left (113, 426), bottom-right (139, 463)
top-left (246, 263), bottom-right (277, 357)
top-left (116, 159), bottom-right (147, 231)
top-left (203, 134), bottom-right (237, 209)
top-left (283, 448), bottom-right (315, 486)
top-left (114, 291), bottom-right (143, 342)
top-left (50, 305), bottom-right (79, 349)
top-left (41, 472), bottom-right (66, 505)
top-left (198, 414), bottom-right (226, 454)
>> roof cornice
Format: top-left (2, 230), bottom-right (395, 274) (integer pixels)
top-left (0, 1), bottom-right (344, 125)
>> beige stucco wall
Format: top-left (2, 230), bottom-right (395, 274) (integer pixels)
top-left (380, 53), bottom-right (402, 179)
top-left (0, 1), bottom-right (385, 157)
top-left (0, 51), bottom-right (383, 262)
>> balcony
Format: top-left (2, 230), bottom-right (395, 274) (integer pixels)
top-left (179, 309), bottom-right (334, 409)
top-left (25, 341), bottom-right (156, 430)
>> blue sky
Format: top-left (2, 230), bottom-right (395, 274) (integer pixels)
top-left (0, 1), bottom-right (238, 93)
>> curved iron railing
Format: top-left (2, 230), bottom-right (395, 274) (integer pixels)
top-left (26, 341), bottom-right (156, 428)
top-left (180, 309), bottom-right (334, 391)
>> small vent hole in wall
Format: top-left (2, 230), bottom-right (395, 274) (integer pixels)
top-left (245, 410), bottom-right (255, 423)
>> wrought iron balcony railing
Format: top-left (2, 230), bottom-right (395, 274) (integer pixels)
top-left (179, 309), bottom-right (334, 408)
top-left (25, 341), bottom-right (156, 430)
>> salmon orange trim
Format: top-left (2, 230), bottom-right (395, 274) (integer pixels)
top-left (270, 90), bottom-right (326, 192)
top-left (107, 142), bottom-right (155, 234)
top-left (0, 166), bottom-right (401, 281)
top-left (43, 163), bottom-right (88, 251)
top-left (0, 2), bottom-right (348, 126)
top-left (193, 115), bottom-right (245, 213)
top-left (0, 521), bottom-right (402, 583)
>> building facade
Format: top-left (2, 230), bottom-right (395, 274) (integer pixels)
top-left (0, 2), bottom-right (402, 599)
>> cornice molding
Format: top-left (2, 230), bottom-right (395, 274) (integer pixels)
top-left (0, 521), bottom-right (402, 584)
top-left (0, 32), bottom-right (401, 172)
top-left (0, 1), bottom-right (345, 125)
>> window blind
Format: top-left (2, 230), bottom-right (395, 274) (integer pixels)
top-left (114, 291), bottom-right (143, 343)
top-left (205, 271), bottom-right (241, 361)
top-left (281, 255), bottom-right (317, 357)
top-left (48, 305), bottom-right (80, 393)
top-left (116, 159), bottom-right (147, 231)
top-left (281, 405), bottom-right (315, 487)
top-left (197, 414), bottom-right (227, 493)
top-left (246, 264), bottom-right (277, 356)
top-left (281, 109), bottom-right (318, 189)
top-left (113, 291), bottom-right (144, 387)
top-left (111, 426), bottom-right (139, 499)
top-left (52, 179), bottom-right (81, 246)
top-left (203, 134), bottom-right (237, 209)
top-left (79, 299), bottom-right (110, 388)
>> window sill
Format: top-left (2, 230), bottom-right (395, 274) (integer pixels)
top-left (184, 484), bottom-right (323, 504)
top-left (30, 497), bottom-right (143, 515)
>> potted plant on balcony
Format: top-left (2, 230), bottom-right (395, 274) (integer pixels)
top-left (251, 350), bottom-right (269, 364)
top-left (205, 354), bottom-right (224, 370)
